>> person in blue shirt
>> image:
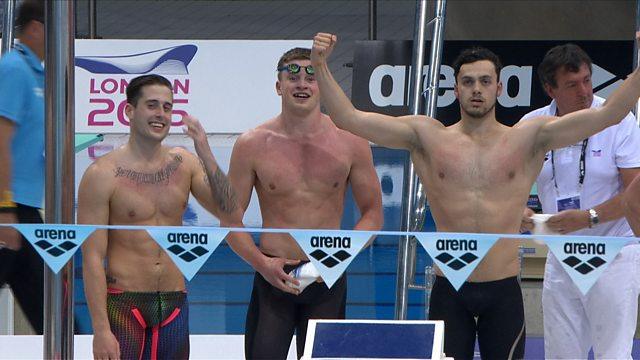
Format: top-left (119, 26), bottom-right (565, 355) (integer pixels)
top-left (0, 0), bottom-right (45, 334)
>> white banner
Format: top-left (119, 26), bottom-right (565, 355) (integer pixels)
top-left (75, 40), bottom-right (310, 134)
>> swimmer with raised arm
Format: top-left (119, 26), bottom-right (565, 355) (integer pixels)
top-left (311, 32), bottom-right (640, 359)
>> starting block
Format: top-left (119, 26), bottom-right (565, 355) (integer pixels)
top-left (302, 320), bottom-right (446, 359)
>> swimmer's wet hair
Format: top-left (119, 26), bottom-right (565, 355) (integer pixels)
top-left (277, 47), bottom-right (311, 69)
top-left (538, 44), bottom-right (592, 89)
top-left (277, 47), bottom-right (311, 79)
top-left (453, 47), bottom-right (503, 81)
top-left (126, 74), bottom-right (173, 106)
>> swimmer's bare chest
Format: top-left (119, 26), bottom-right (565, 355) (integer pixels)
top-left (415, 130), bottom-right (537, 233)
top-left (109, 164), bottom-right (190, 225)
top-left (103, 161), bottom-right (191, 291)
top-left (415, 131), bottom-right (536, 280)
top-left (251, 135), bottom-right (353, 258)
top-left (254, 135), bottom-right (351, 218)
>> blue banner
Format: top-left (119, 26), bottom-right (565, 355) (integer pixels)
top-left (542, 235), bottom-right (630, 294)
top-left (290, 230), bottom-right (374, 288)
top-left (13, 224), bottom-right (96, 273)
top-left (147, 227), bottom-right (228, 281)
top-left (415, 232), bottom-right (500, 290)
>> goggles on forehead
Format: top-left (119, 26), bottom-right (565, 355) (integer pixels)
top-left (277, 63), bottom-right (315, 75)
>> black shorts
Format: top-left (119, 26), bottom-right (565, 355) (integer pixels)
top-left (244, 263), bottom-right (347, 359)
top-left (428, 275), bottom-right (525, 359)
top-left (0, 204), bottom-right (44, 334)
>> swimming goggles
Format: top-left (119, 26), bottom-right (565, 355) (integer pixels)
top-left (277, 63), bottom-right (315, 75)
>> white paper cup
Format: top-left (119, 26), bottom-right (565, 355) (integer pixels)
top-left (531, 213), bottom-right (559, 235)
top-left (286, 262), bottom-right (321, 293)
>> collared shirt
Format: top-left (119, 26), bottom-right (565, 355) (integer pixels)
top-left (520, 96), bottom-right (640, 237)
top-left (0, 43), bottom-right (45, 208)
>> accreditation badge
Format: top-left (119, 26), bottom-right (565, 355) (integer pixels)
top-left (556, 193), bottom-right (580, 212)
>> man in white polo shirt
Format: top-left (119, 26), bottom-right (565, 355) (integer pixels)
top-left (521, 43), bottom-right (640, 359)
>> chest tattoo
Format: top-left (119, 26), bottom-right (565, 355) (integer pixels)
top-left (114, 154), bottom-right (183, 185)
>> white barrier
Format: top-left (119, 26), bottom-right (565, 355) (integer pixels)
top-left (0, 335), bottom-right (297, 359)
top-left (0, 286), bottom-right (13, 335)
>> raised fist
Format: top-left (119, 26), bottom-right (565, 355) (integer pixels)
top-left (311, 33), bottom-right (337, 67)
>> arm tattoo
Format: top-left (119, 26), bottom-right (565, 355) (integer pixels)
top-left (200, 159), bottom-right (237, 213)
top-left (199, 159), bottom-right (209, 185)
top-left (114, 154), bottom-right (183, 185)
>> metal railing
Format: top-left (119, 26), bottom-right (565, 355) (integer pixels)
top-left (1, 0), bottom-right (16, 55)
top-left (44, 0), bottom-right (76, 358)
top-left (395, 0), bottom-right (447, 320)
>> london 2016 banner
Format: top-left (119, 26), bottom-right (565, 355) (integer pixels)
top-left (75, 40), bottom-right (310, 134)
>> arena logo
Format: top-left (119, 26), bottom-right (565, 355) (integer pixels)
top-left (434, 239), bottom-right (479, 271)
top-left (561, 242), bottom-right (606, 275)
top-left (309, 235), bottom-right (352, 268)
top-left (367, 63), bottom-right (621, 109)
top-left (76, 44), bottom-right (197, 128)
top-left (32, 228), bottom-right (77, 257)
top-left (165, 231), bottom-right (209, 263)
top-left (167, 232), bottom-right (208, 245)
top-left (368, 64), bottom-right (532, 108)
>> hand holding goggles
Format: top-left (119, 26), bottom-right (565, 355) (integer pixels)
top-left (277, 63), bottom-right (315, 75)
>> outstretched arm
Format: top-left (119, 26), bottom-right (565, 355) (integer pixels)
top-left (312, 33), bottom-right (431, 151)
top-left (183, 116), bottom-right (300, 294)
